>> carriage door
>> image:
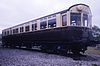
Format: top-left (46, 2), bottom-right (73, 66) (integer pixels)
top-left (62, 15), bottom-right (67, 26)
top-left (70, 13), bottom-right (81, 26)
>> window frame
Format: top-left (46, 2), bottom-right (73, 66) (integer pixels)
top-left (20, 27), bottom-right (24, 33)
top-left (25, 25), bottom-right (30, 32)
top-left (40, 21), bottom-right (47, 29)
top-left (48, 18), bottom-right (56, 28)
top-left (70, 13), bottom-right (81, 26)
top-left (32, 23), bottom-right (37, 31)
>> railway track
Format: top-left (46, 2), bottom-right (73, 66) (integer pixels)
top-left (0, 47), bottom-right (100, 66)
top-left (3, 46), bottom-right (99, 61)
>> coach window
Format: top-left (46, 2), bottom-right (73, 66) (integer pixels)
top-left (15, 28), bottom-right (18, 33)
top-left (62, 15), bottom-right (67, 26)
top-left (25, 26), bottom-right (30, 32)
top-left (32, 23), bottom-right (37, 31)
top-left (70, 13), bottom-right (81, 26)
top-left (48, 19), bottom-right (56, 28)
top-left (10, 30), bottom-right (12, 34)
top-left (35, 23), bottom-right (37, 30)
top-left (4, 31), bottom-right (6, 35)
top-left (83, 14), bottom-right (88, 27)
top-left (13, 29), bottom-right (15, 34)
top-left (7, 31), bottom-right (9, 35)
top-left (20, 27), bottom-right (24, 32)
top-left (32, 24), bottom-right (35, 31)
top-left (40, 21), bottom-right (47, 29)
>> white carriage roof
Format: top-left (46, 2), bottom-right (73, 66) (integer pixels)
top-left (3, 3), bottom-right (89, 31)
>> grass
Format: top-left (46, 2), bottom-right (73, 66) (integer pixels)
top-left (85, 47), bottom-right (100, 55)
top-left (92, 64), bottom-right (98, 66)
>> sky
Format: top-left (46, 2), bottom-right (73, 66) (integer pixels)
top-left (0, 0), bottom-right (100, 33)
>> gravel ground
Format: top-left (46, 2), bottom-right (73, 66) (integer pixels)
top-left (0, 48), bottom-right (100, 66)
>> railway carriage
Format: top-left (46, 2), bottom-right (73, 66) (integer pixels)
top-left (2, 4), bottom-right (93, 54)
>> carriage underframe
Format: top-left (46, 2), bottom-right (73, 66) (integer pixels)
top-left (2, 26), bottom-right (92, 54)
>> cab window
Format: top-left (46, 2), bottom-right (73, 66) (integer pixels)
top-left (70, 13), bottom-right (81, 26)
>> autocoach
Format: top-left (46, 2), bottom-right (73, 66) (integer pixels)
top-left (2, 4), bottom-right (94, 54)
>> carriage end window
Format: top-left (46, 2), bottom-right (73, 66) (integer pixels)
top-left (70, 13), bottom-right (81, 26)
